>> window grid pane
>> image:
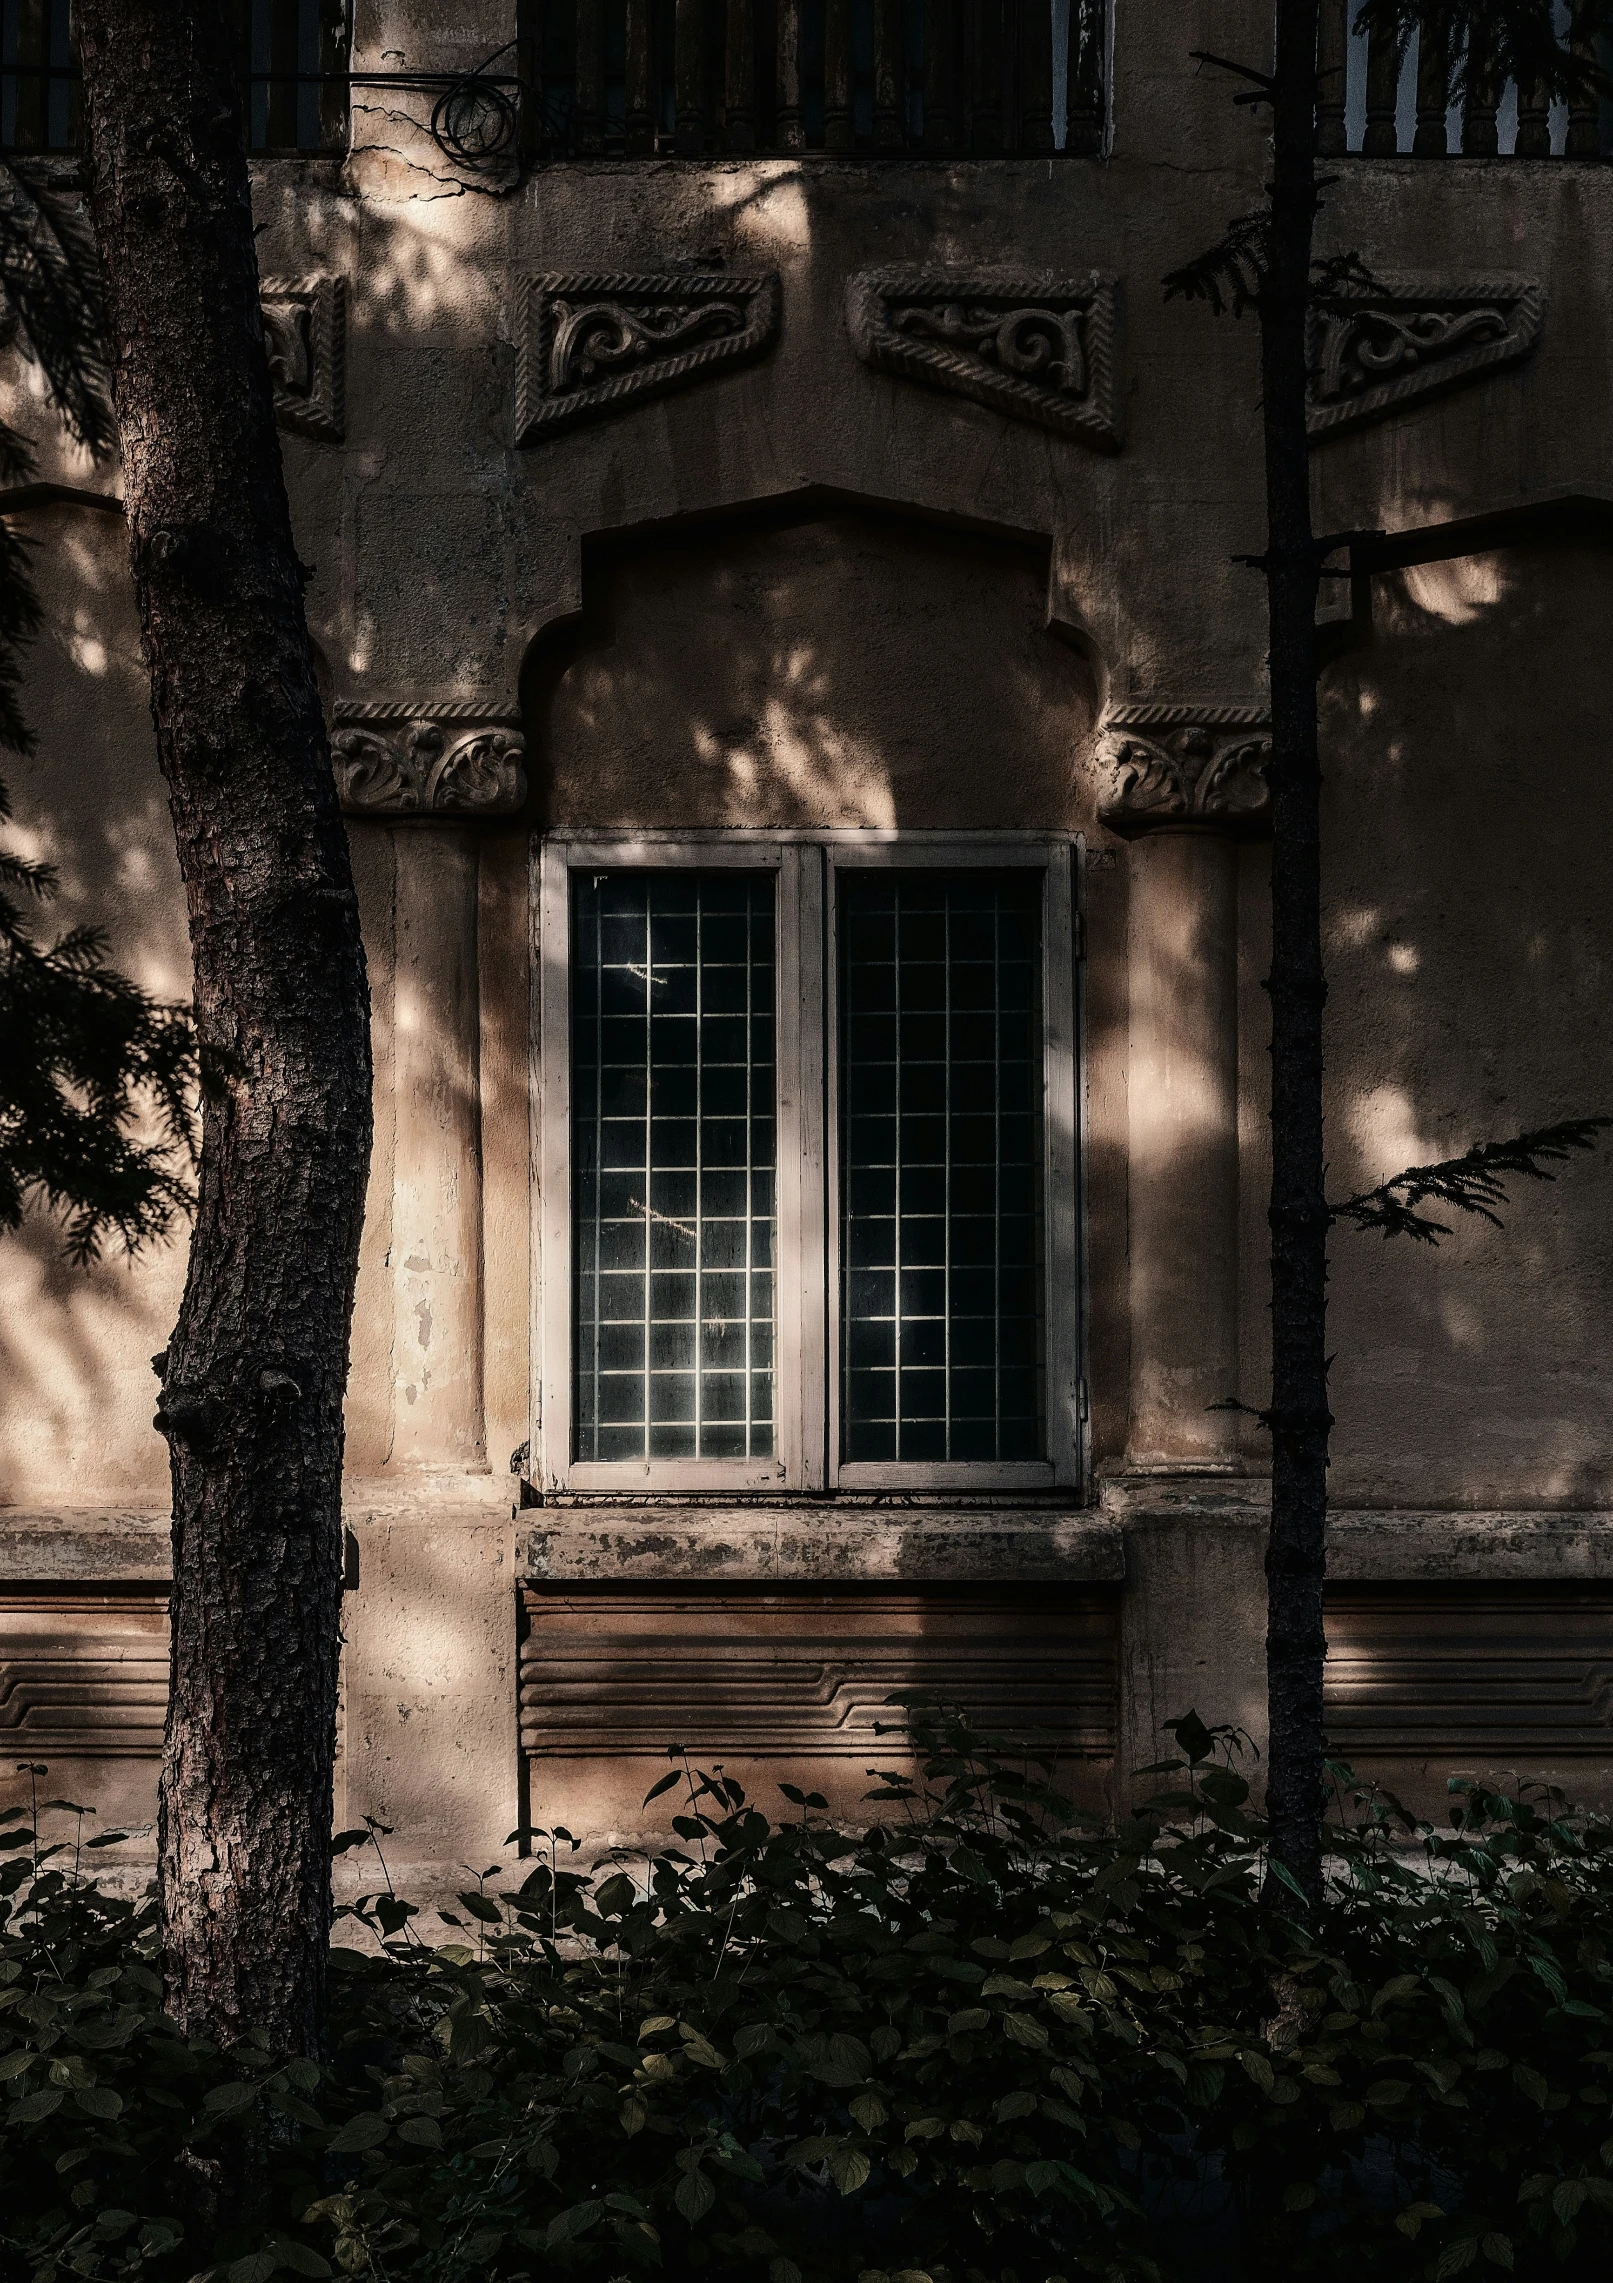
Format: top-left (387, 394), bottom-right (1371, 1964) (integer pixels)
top-left (573, 871), bottom-right (776, 1463)
top-left (840, 871), bottom-right (1045, 1464)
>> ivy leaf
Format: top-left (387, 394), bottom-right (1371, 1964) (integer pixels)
top-left (269, 2247), bottom-right (332, 2280)
top-left (674, 2168), bottom-right (715, 2222)
top-left (826, 2144), bottom-right (871, 2196)
top-left (325, 2112), bottom-right (389, 2153)
top-left (12, 2089), bottom-right (64, 2123)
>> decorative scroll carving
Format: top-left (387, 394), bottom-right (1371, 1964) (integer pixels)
top-left (1307, 275), bottom-right (1544, 439)
top-left (519, 1587), bottom-right (1118, 1813)
top-left (259, 274), bottom-right (345, 443)
top-left (1097, 705), bottom-right (1272, 837)
top-left (1326, 1588), bottom-right (1613, 1800)
top-left (330, 702), bottom-right (526, 817)
top-left (516, 271), bottom-right (781, 441)
top-left (846, 267), bottom-right (1122, 450)
top-left (0, 1590), bottom-right (168, 1758)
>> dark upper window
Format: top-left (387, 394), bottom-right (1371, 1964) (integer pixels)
top-left (516, 0), bottom-right (1106, 160)
top-left (0, 0), bottom-right (349, 156)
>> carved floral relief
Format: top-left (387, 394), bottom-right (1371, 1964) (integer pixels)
top-left (1096, 707), bottom-right (1272, 837)
top-left (259, 274), bottom-right (345, 443)
top-left (516, 270), bottom-right (781, 440)
top-left (846, 266), bottom-right (1123, 449)
top-left (330, 704), bottom-right (527, 818)
top-left (1306, 275), bottom-right (1544, 439)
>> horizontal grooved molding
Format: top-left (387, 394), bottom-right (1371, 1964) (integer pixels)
top-left (0, 1588), bottom-right (169, 1757)
top-left (1326, 1587), bottom-right (1613, 1758)
top-left (518, 1585), bottom-right (1119, 1760)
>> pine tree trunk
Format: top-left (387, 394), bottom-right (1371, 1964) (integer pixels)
top-left (76, 3), bottom-right (371, 2054)
top-left (1259, 0), bottom-right (1331, 1906)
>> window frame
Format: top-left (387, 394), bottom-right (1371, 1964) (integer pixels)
top-left (532, 830), bottom-right (1084, 1498)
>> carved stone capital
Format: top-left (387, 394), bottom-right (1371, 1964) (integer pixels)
top-left (1097, 706), bottom-right (1271, 838)
top-left (260, 274), bottom-right (345, 443)
top-left (331, 702), bottom-right (526, 818)
top-left (516, 270), bottom-right (781, 441)
top-left (1306, 274), bottom-right (1543, 440)
top-left (847, 266), bottom-right (1123, 450)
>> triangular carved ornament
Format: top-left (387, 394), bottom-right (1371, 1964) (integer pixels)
top-left (1306, 274), bottom-right (1544, 440)
top-left (846, 266), bottom-right (1123, 451)
top-left (516, 270), bottom-right (781, 441)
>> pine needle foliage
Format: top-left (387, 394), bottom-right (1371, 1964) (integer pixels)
top-left (0, 163), bottom-right (196, 1264)
top-left (1353, 0), bottom-right (1613, 105)
top-left (1331, 1118), bottom-right (1613, 1244)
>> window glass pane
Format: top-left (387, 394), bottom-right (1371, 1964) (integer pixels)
top-left (573, 871), bottom-right (776, 1463)
top-left (839, 870), bottom-right (1044, 1463)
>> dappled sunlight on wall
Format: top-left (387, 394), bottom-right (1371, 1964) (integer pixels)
top-left (0, 507), bottom-right (189, 1507)
top-left (1320, 546), bottom-right (1613, 1509)
top-left (529, 506), bottom-right (1097, 832)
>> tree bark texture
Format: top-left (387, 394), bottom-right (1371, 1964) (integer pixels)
top-left (1259, 0), bottom-right (1331, 1906)
top-left (76, 3), bottom-right (372, 2054)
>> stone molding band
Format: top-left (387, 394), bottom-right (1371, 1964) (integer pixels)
top-left (330, 702), bottom-right (527, 818)
top-left (1097, 704), bottom-right (1272, 838)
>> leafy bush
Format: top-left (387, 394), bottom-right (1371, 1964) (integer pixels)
top-left (5, 1712), bottom-right (1613, 2283)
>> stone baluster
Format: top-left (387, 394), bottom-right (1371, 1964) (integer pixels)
top-left (777, 0), bottom-right (805, 150)
top-left (923, 0), bottom-right (956, 151)
top-left (1413, 16), bottom-right (1448, 156)
top-left (971, 0), bottom-right (1003, 151)
top-left (1515, 77), bottom-right (1552, 157)
top-left (1462, 38), bottom-right (1499, 154)
top-left (875, 0), bottom-right (906, 149)
top-left (726, 0), bottom-right (756, 148)
top-left (675, 0), bottom-right (704, 153)
top-left (826, 0), bottom-right (854, 148)
top-left (1363, 21), bottom-right (1400, 154)
top-left (1019, 0), bottom-right (1053, 152)
top-left (575, 0), bottom-right (604, 152)
top-left (1316, 0), bottom-right (1348, 155)
top-left (625, 0), bottom-right (653, 152)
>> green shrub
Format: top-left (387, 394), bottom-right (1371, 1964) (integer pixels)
top-left (4, 1711), bottom-right (1613, 2283)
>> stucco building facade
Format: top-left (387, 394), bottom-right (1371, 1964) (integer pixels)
top-left (3, 0), bottom-right (1612, 1884)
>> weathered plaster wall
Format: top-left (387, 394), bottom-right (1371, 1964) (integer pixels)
top-left (0, 506), bottom-right (187, 1505)
top-left (1319, 546), bottom-right (1613, 1509)
top-left (533, 511), bottom-right (1098, 834)
top-left (5, 0), bottom-right (1613, 1864)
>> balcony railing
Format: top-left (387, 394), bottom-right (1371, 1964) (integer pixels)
top-left (0, 0), bottom-right (347, 156)
top-left (516, 0), bottom-right (1106, 158)
top-left (1320, 0), bottom-right (1611, 156)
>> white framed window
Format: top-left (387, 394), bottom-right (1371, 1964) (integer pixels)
top-left (534, 832), bottom-right (1083, 1496)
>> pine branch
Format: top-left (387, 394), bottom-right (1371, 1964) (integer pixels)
top-left (1352, 1), bottom-right (1613, 112)
top-left (1164, 210), bottom-right (1271, 318)
top-left (0, 166), bottom-right (115, 459)
top-left (1330, 1118), bottom-right (1612, 1244)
